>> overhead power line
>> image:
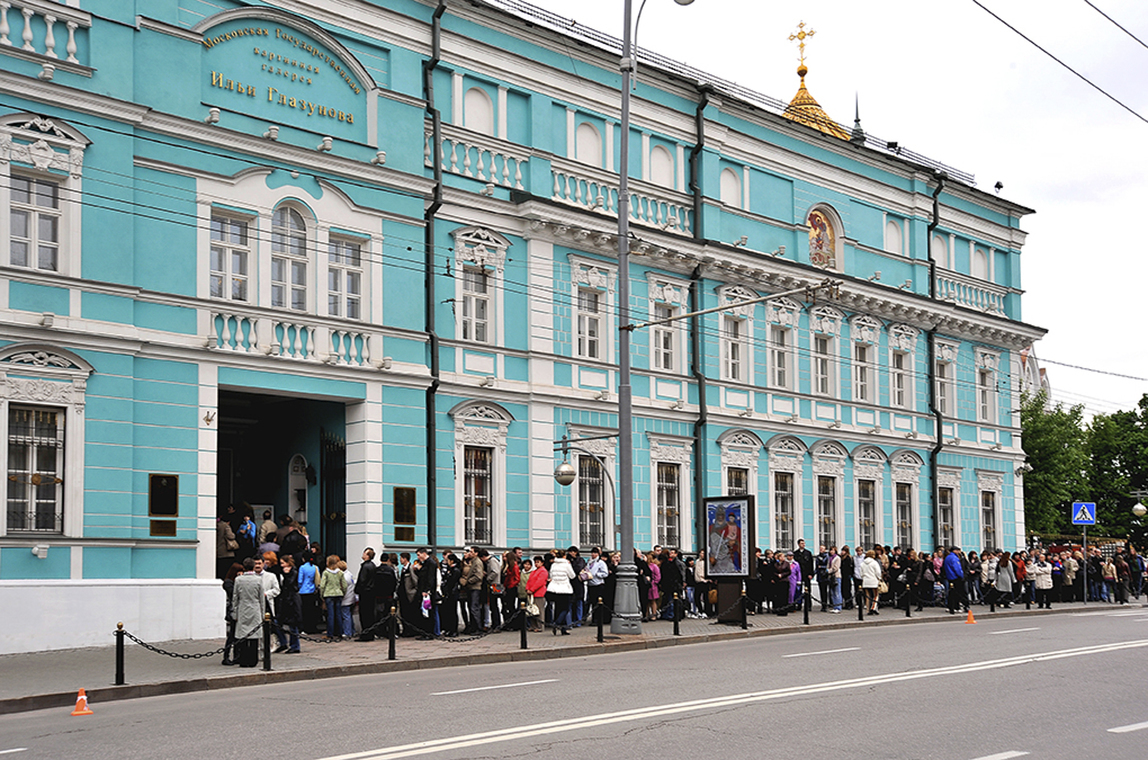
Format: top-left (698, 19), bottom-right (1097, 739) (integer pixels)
top-left (971, 0), bottom-right (1148, 126)
top-left (1083, 0), bottom-right (1148, 51)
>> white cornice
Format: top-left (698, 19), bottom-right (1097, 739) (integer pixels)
top-left (0, 71), bottom-right (149, 124)
top-left (136, 15), bottom-right (204, 44)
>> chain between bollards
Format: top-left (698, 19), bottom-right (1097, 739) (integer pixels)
top-left (388, 606), bottom-right (397, 661)
top-left (115, 622), bottom-right (125, 686)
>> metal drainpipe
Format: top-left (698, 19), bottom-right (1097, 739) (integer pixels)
top-left (690, 264), bottom-right (708, 554)
top-left (689, 85), bottom-right (711, 554)
top-left (926, 172), bottom-right (946, 551)
top-left (423, 0), bottom-right (447, 551)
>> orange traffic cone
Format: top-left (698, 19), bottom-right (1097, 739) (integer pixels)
top-left (71, 688), bottom-right (93, 716)
top-left (965, 609), bottom-right (977, 625)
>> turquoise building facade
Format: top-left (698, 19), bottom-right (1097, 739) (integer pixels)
top-left (0, 0), bottom-right (1044, 652)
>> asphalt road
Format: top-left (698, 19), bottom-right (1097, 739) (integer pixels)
top-left (3, 608), bottom-right (1147, 760)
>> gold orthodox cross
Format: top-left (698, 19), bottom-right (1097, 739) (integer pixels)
top-left (789, 21), bottom-right (815, 67)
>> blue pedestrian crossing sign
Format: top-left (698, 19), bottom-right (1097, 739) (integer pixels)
top-left (1072, 501), bottom-right (1097, 525)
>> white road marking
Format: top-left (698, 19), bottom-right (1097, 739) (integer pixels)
top-left (1108, 720), bottom-right (1148, 733)
top-left (988, 628), bottom-right (1040, 635)
top-left (316, 639), bottom-right (1148, 760)
top-left (782, 647), bottom-right (861, 658)
top-left (432, 679), bottom-right (558, 696)
top-left (1108, 611), bottom-right (1145, 617)
top-left (0, 750), bottom-right (28, 756)
top-left (970, 752), bottom-right (1029, 760)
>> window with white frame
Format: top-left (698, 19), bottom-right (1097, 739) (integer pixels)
top-left (895, 482), bottom-right (913, 550)
top-left (814, 336), bottom-right (832, 396)
top-left (210, 215), bottom-right (250, 302)
top-left (327, 237), bottom-right (363, 319)
top-left (817, 475), bottom-right (837, 549)
top-left (10, 175), bottom-right (60, 272)
top-left (771, 325), bottom-right (791, 389)
top-left (854, 343), bottom-right (872, 403)
top-left (653, 303), bottom-right (677, 372)
top-left (6, 405), bottom-right (64, 533)
top-left (976, 351), bottom-right (999, 424)
top-left (1, 115), bottom-right (88, 279)
top-left (578, 455), bottom-right (605, 547)
top-left (723, 315), bottom-right (746, 382)
top-left (939, 486), bottom-right (955, 548)
top-left (935, 360), bottom-right (953, 416)
top-left (0, 343), bottom-right (92, 539)
top-left (981, 490), bottom-right (996, 550)
top-left (891, 351), bottom-right (909, 409)
top-left (727, 467), bottom-right (749, 496)
top-left (463, 446), bottom-right (493, 545)
top-left (271, 206), bottom-right (309, 311)
top-left (577, 288), bottom-right (602, 360)
top-left (462, 266), bottom-right (490, 343)
top-left (857, 479), bottom-right (876, 550)
top-left (810, 306), bottom-right (842, 398)
top-left (774, 471), bottom-right (794, 550)
top-left (656, 462), bottom-right (680, 547)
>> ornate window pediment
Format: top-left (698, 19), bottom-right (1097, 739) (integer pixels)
top-left (451, 226), bottom-right (511, 272)
top-left (851, 314), bottom-right (882, 345)
top-left (570, 255), bottom-right (616, 293)
top-left (976, 349), bottom-right (1000, 371)
top-left (648, 276), bottom-right (689, 306)
top-left (719, 285), bottom-right (757, 317)
top-left (889, 323), bottom-right (919, 352)
top-left (812, 440), bottom-right (847, 476)
top-left (767, 296), bottom-right (802, 327)
top-left (648, 434), bottom-right (692, 464)
top-left (891, 450), bottom-right (924, 485)
top-left (0, 114), bottom-right (89, 179)
top-left (853, 445), bottom-right (886, 480)
top-left (810, 305), bottom-right (844, 336)
top-left (0, 343), bottom-right (93, 414)
top-left (719, 430), bottom-right (762, 469)
top-left (449, 401), bottom-right (513, 452)
top-left (935, 339), bottom-right (960, 364)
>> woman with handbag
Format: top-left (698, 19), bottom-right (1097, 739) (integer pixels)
top-left (546, 551), bottom-right (576, 635)
top-left (526, 556), bottom-right (548, 632)
top-left (861, 550), bottom-right (883, 615)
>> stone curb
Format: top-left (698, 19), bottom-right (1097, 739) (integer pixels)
top-left (0, 605), bottom-right (1076, 715)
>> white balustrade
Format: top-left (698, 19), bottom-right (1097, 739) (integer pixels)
top-left (551, 160), bottom-right (694, 236)
top-left (328, 328), bottom-right (372, 367)
top-left (424, 127), bottom-right (527, 190)
top-left (0, 1), bottom-right (87, 64)
top-left (209, 309), bottom-right (383, 368)
top-left (934, 271), bottom-right (1007, 315)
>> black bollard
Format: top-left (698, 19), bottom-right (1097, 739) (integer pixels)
top-left (519, 601), bottom-right (528, 650)
top-left (740, 588), bottom-right (748, 630)
top-left (1025, 582), bottom-right (1031, 610)
top-left (596, 597), bottom-right (604, 643)
top-left (990, 589), bottom-right (996, 613)
top-left (673, 593), bottom-right (681, 636)
top-left (388, 606), bottom-right (397, 661)
top-left (115, 622), bottom-right (125, 686)
top-left (262, 613), bottom-right (272, 672)
top-left (857, 586), bottom-right (865, 621)
top-left (906, 587), bottom-right (912, 618)
top-left (803, 582), bottom-right (810, 626)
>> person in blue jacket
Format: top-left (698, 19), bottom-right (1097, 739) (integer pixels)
top-left (944, 546), bottom-right (967, 614)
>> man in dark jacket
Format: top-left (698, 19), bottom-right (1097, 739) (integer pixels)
top-left (355, 548), bottom-right (378, 641)
top-left (944, 546), bottom-right (966, 614)
top-left (414, 547), bottom-right (439, 637)
top-left (459, 546), bottom-right (485, 634)
top-left (793, 539), bottom-right (814, 599)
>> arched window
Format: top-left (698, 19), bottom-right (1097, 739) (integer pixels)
top-left (884, 219), bottom-right (903, 255)
top-left (464, 87), bottom-right (494, 136)
top-left (931, 235), bottom-right (948, 269)
top-left (807, 206), bottom-right (841, 270)
top-left (575, 122), bottom-right (602, 167)
top-left (972, 247), bottom-right (989, 280)
top-left (649, 145), bottom-right (674, 188)
top-left (271, 205), bottom-right (309, 311)
top-left (720, 168), bottom-right (742, 208)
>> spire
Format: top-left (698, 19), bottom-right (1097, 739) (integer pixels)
top-left (851, 93), bottom-right (866, 145)
top-left (782, 21), bottom-right (849, 141)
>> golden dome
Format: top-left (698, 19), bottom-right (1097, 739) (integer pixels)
top-left (782, 22), bottom-right (849, 141)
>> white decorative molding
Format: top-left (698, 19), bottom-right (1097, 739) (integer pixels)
top-left (568, 426), bottom-right (616, 459)
top-left (935, 339), bottom-right (960, 364)
top-left (976, 348), bottom-right (1000, 371)
top-left (569, 254), bottom-right (616, 293)
top-left (852, 445), bottom-right (886, 480)
top-left (452, 226), bottom-right (511, 273)
top-left (812, 440), bottom-right (847, 476)
top-left (889, 323), bottom-right (919, 352)
top-left (851, 314), bottom-right (882, 344)
top-left (450, 403), bottom-right (512, 453)
top-left (648, 433), bottom-right (693, 464)
top-left (977, 470), bottom-right (1004, 492)
top-left (767, 296), bottom-right (802, 327)
top-left (648, 276), bottom-right (689, 307)
top-left (719, 285), bottom-right (757, 317)
top-left (891, 450), bottom-right (924, 485)
top-left (719, 430), bottom-right (762, 468)
top-left (810, 305), bottom-right (844, 336)
top-left (938, 468), bottom-right (962, 489)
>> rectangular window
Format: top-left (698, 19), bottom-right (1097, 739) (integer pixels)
top-left (656, 462), bottom-right (680, 547)
top-left (936, 362), bottom-right (950, 416)
top-left (653, 304), bottom-right (676, 372)
top-left (892, 351), bottom-right (908, 409)
top-left (978, 369), bottom-right (995, 423)
top-left (771, 326), bottom-right (789, 389)
top-left (981, 491), bottom-right (996, 550)
top-left (328, 238), bottom-right (363, 319)
top-left (817, 475), bottom-right (836, 549)
top-left (577, 289), bottom-right (601, 360)
top-left (11, 175), bottom-right (61, 272)
top-left (814, 336), bottom-right (832, 396)
top-left (857, 479), bottom-right (876, 551)
top-left (210, 216), bottom-right (249, 302)
top-left (463, 446), bottom-right (493, 544)
top-left (895, 482), bottom-right (913, 549)
top-left (854, 344), bottom-right (870, 402)
top-left (462, 267), bottom-right (490, 343)
top-left (774, 472), bottom-right (794, 550)
top-left (272, 258), bottom-right (307, 311)
top-left (723, 316), bottom-right (743, 381)
top-left (6, 406), bottom-right (64, 533)
top-left (726, 466), bottom-right (749, 496)
top-left (939, 486), bottom-right (955, 547)
top-left (578, 455), bottom-right (605, 547)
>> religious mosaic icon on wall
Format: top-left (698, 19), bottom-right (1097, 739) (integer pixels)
top-left (808, 209), bottom-right (835, 269)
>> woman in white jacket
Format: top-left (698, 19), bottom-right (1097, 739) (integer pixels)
top-left (546, 551), bottom-right (577, 635)
top-left (860, 550), bottom-right (883, 615)
top-left (1030, 553), bottom-right (1053, 609)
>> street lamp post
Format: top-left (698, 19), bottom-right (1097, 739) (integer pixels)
top-left (615, 0), bottom-right (693, 635)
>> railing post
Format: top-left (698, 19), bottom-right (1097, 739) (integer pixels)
top-left (519, 601), bottom-right (528, 650)
top-left (262, 613), bottom-right (272, 672)
top-left (115, 622), bottom-right (125, 686)
top-left (388, 606), bottom-right (397, 661)
top-left (597, 596), bottom-right (604, 643)
top-left (673, 593), bottom-right (680, 636)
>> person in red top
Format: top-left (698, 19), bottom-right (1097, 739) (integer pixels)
top-left (1014, 553), bottom-right (1028, 606)
top-left (525, 556), bottom-right (548, 632)
top-left (502, 549), bottom-right (522, 625)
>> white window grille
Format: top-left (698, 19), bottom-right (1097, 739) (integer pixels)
top-left (6, 406), bottom-right (64, 533)
top-left (895, 482), bottom-right (914, 549)
top-left (774, 472), bottom-right (794, 550)
top-left (656, 462), bottom-right (680, 547)
top-left (462, 267), bottom-right (491, 343)
top-left (857, 479), bottom-right (876, 550)
top-left (817, 475), bottom-right (836, 549)
top-left (578, 455), bottom-right (605, 547)
top-left (577, 288), bottom-right (601, 360)
top-left (463, 446), bottom-right (493, 544)
top-left (10, 175), bottom-right (60, 272)
top-left (271, 207), bottom-right (308, 311)
top-left (328, 238), bottom-right (362, 319)
top-left (939, 486), bottom-right (955, 548)
top-left (210, 215), bottom-right (249, 302)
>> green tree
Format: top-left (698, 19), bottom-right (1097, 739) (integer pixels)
top-left (1088, 394), bottom-right (1148, 546)
top-left (1019, 390), bottom-right (1088, 535)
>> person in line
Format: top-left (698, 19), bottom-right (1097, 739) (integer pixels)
top-left (944, 546), bottom-right (967, 615)
top-left (459, 546), bottom-right (485, 635)
top-left (583, 547), bottom-right (609, 622)
top-left (826, 545), bottom-right (842, 613)
top-left (230, 557), bottom-right (265, 667)
top-left (256, 510), bottom-right (278, 545)
top-left (526, 556), bottom-right (548, 632)
top-left (297, 551), bottom-right (321, 634)
top-left (1030, 552), bottom-right (1053, 609)
top-left (356, 548), bottom-right (378, 641)
top-left (277, 554), bottom-right (302, 653)
top-left (547, 549), bottom-right (577, 635)
top-left (339, 559), bottom-right (356, 638)
top-left (860, 549), bottom-right (882, 615)
top-left (319, 554), bottom-right (347, 639)
top-left (995, 551), bottom-right (1015, 608)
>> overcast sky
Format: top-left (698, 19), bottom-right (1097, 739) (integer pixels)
top-left (519, 0), bottom-right (1148, 419)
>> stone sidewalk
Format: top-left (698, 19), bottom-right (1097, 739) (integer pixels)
top-left (0, 600), bottom-right (1104, 714)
